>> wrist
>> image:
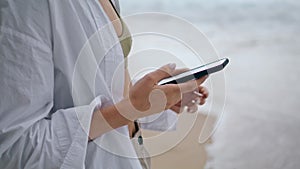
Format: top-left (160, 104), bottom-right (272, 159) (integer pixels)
top-left (115, 98), bottom-right (141, 121)
top-left (89, 97), bottom-right (146, 140)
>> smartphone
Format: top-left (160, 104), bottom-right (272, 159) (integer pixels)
top-left (158, 58), bottom-right (229, 85)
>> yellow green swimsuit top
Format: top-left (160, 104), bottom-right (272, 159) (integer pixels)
top-left (109, 1), bottom-right (140, 138)
top-left (119, 22), bottom-right (132, 60)
top-left (109, 0), bottom-right (132, 61)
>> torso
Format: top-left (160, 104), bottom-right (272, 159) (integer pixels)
top-left (98, 0), bottom-right (136, 138)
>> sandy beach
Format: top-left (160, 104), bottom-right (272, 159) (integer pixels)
top-left (143, 113), bottom-right (214, 169)
top-left (120, 0), bottom-right (300, 168)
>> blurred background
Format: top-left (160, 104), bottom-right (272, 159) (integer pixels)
top-left (119, 0), bottom-right (300, 168)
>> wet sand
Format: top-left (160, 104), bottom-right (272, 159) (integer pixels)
top-left (143, 113), bottom-right (214, 169)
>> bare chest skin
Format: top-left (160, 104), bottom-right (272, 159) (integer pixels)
top-left (98, 0), bottom-right (136, 138)
top-left (98, 0), bottom-right (123, 37)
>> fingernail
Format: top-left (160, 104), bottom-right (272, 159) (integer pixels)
top-left (195, 98), bottom-right (201, 104)
top-left (193, 91), bottom-right (203, 97)
top-left (168, 63), bottom-right (176, 70)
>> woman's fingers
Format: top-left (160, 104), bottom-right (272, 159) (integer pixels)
top-left (129, 64), bottom-right (209, 116)
top-left (187, 102), bottom-right (198, 113)
top-left (195, 75), bottom-right (209, 86)
top-left (166, 83), bottom-right (208, 113)
top-left (198, 86), bottom-right (209, 99)
top-left (144, 63), bottom-right (176, 85)
top-left (171, 68), bottom-right (189, 76)
top-left (144, 66), bottom-right (208, 111)
top-left (170, 104), bottom-right (184, 114)
top-left (199, 98), bottom-right (206, 105)
top-left (177, 75), bottom-right (208, 93)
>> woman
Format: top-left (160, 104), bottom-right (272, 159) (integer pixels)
top-left (0, 0), bottom-right (208, 168)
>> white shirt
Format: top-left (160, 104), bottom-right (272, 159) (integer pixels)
top-left (0, 0), bottom-right (177, 168)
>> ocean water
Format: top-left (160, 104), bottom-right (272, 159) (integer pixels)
top-left (120, 0), bottom-right (300, 168)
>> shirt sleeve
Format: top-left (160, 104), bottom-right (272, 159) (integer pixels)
top-left (139, 109), bottom-right (178, 131)
top-left (0, 12), bottom-right (103, 169)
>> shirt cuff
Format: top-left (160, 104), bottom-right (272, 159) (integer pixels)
top-left (138, 109), bottom-right (178, 131)
top-left (53, 95), bottom-right (108, 168)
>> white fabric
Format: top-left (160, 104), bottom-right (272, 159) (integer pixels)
top-left (0, 0), bottom-right (177, 168)
top-left (139, 110), bottom-right (178, 131)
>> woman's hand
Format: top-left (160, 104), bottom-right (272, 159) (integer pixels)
top-left (89, 64), bottom-right (208, 139)
top-left (170, 86), bottom-right (209, 114)
top-left (120, 63), bottom-right (208, 119)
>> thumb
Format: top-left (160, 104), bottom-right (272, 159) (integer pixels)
top-left (146, 63), bottom-right (176, 84)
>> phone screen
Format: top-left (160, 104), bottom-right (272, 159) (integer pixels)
top-left (158, 58), bottom-right (229, 85)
